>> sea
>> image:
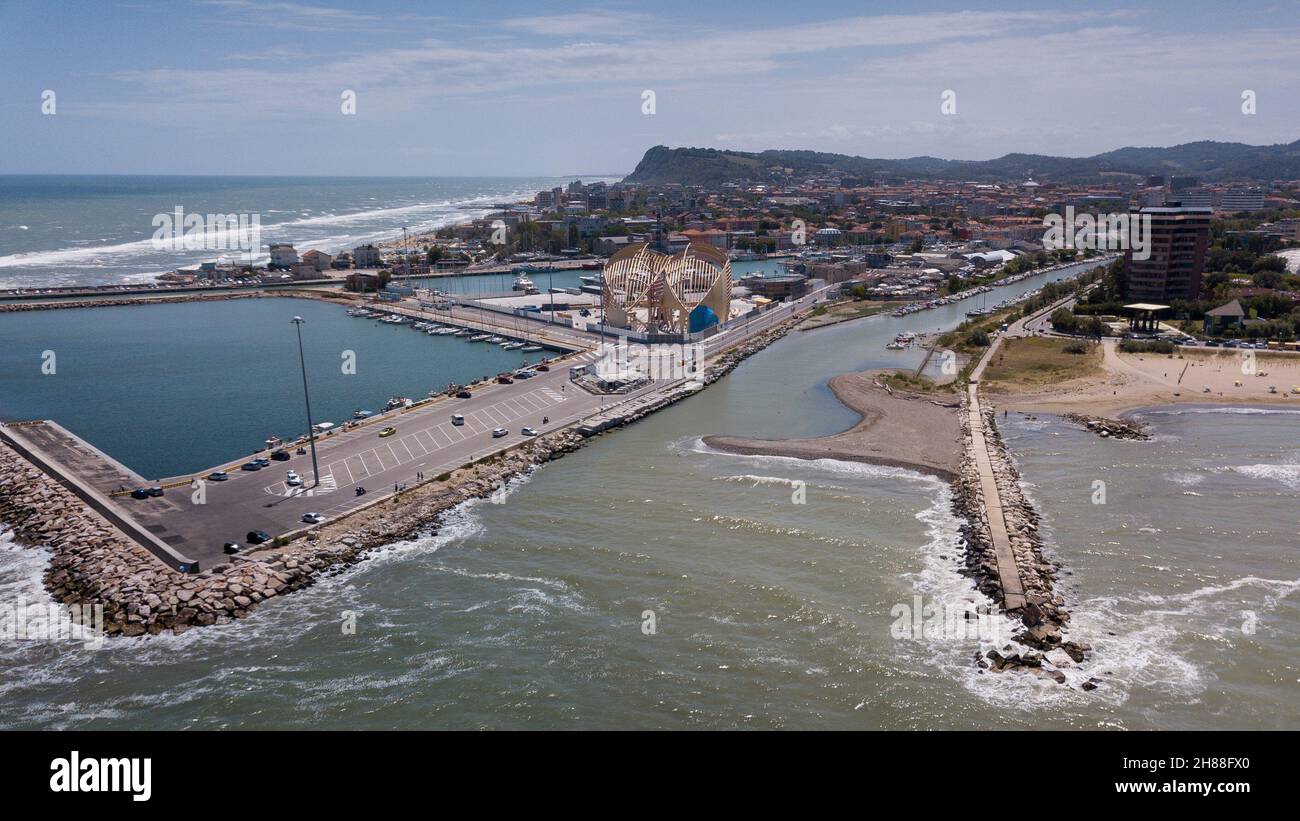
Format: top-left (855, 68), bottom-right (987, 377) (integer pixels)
top-left (0, 175), bottom-right (616, 289)
top-left (0, 179), bottom-right (1296, 729)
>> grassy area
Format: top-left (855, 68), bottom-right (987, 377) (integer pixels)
top-left (882, 371), bottom-right (952, 393)
top-left (980, 337), bottom-right (1103, 393)
top-left (800, 299), bottom-right (905, 330)
top-left (936, 303), bottom-right (1021, 353)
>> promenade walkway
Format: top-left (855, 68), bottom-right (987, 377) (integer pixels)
top-left (967, 334), bottom-right (1026, 611)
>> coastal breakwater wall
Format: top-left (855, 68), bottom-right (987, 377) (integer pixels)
top-left (0, 289), bottom-right (352, 314)
top-left (0, 312), bottom-right (803, 638)
top-left (953, 396), bottom-right (1096, 682)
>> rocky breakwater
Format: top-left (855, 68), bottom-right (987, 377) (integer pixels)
top-left (0, 289), bottom-right (352, 314)
top-left (1062, 413), bottom-right (1150, 440)
top-left (0, 428), bottom-right (585, 638)
top-left (953, 398), bottom-right (1100, 689)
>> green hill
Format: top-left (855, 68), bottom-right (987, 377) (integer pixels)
top-left (622, 140), bottom-right (1300, 185)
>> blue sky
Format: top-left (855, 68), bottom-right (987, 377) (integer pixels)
top-left (2, 0), bottom-right (1298, 176)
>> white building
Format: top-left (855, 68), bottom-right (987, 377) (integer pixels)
top-left (352, 244), bottom-right (382, 268)
top-left (268, 243), bottom-right (298, 268)
top-left (1218, 188), bottom-right (1265, 212)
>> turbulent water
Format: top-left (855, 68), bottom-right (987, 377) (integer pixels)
top-left (1, 261), bottom-right (1296, 729)
top-left (0, 175), bottom-right (604, 288)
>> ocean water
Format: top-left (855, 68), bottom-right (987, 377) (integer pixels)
top-left (0, 175), bottom-right (601, 288)
top-left (2, 259), bottom-right (1295, 729)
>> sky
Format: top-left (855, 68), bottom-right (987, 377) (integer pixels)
top-left (2, 0), bottom-right (1299, 176)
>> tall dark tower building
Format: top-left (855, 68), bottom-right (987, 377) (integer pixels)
top-left (1122, 204), bottom-right (1212, 301)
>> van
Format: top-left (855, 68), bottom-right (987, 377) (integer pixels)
top-left (451, 414), bottom-right (465, 426)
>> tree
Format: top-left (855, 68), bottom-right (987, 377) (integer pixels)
top-left (1049, 307), bottom-right (1079, 332)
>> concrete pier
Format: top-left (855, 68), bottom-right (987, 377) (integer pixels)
top-left (0, 421), bottom-right (201, 572)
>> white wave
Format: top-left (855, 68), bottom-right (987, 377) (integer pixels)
top-left (688, 439), bottom-right (947, 490)
top-left (0, 235), bottom-right (162, 268)
top-left (1226, 463), bottom-right (1300, 489)
top-left (0, 530), bottom-right (54, 606)
top-left (0, 188), bottom-right (538, 271)
top-left (1142, 406), bottom-right (1300, 417)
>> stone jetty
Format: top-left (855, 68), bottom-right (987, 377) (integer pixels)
top-left (953, 397), bottom-right (1093, 682)
top-left (0, 289), bottom-right (351, 314)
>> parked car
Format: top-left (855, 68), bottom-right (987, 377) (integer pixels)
top-left (147, 486), bottom-right (164, 497)
top-left (515, 369), bottom-right (535, 379)
top-left (130, 487), bottom-right (150, 499)
top-left (378, 426), bottom-right (397, 437)
top-left (535, 364), bottom-right (550, 372)
top-left (456, 390), bottom-right (472, 399)
top-left (497, 375), bottom-right (514, 384)
top-left (491, 427), bottom-right (507, 438)
top-left (254, 458), bottom-right (271, 467)
top-left (223, 542), bottom-right (242, 555)
top-left (301, 512), bottom-right (326, 524)
top-left (270, 450), bottom-right (291, 461)
top-left (521, 427), bottom-right (538, 437)
top-left (246, 530), bottom-right (271, 545)
top-left (240, 462), bottom-right (262, 471)
top-left (451, 414), bottom-right (465, 426)
top-left (207, 471), bottom-right (229, 482)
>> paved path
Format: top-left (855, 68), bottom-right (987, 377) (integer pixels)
top-left (965, 380), bottom-right (1026, 611)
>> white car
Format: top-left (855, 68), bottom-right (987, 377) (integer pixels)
top-left (491, 427), bottom-right (508, 438)
top-left (286, 471), bottom-right (302, 486)
top-left (520, 427), bottom-right (538, 437)
top-left (301, 512), bottom-right (325, 524)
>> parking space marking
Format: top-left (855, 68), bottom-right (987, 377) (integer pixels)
top-left (432, 427), bottom-right (456, 447)
top-left (360, 450), bottom-right (384, 474)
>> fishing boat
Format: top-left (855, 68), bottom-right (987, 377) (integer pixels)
top-left (384, 396), bottom-right (411, 411)
top-left (353, 409), bottom-right (373, 419)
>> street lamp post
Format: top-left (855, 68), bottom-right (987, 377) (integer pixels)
top-left (290, 316), bottom-right (320, 488)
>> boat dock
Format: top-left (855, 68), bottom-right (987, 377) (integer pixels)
top-left (367, 300), bottom-right (599, 354)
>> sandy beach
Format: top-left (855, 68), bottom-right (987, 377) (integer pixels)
top-left (703, 370), bottom-right (962, 479)
top-left (987, 342), bottom-right (1300, 417)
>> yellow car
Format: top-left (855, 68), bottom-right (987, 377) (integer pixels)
top-left (378, 426), bottom-right (397, 437)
